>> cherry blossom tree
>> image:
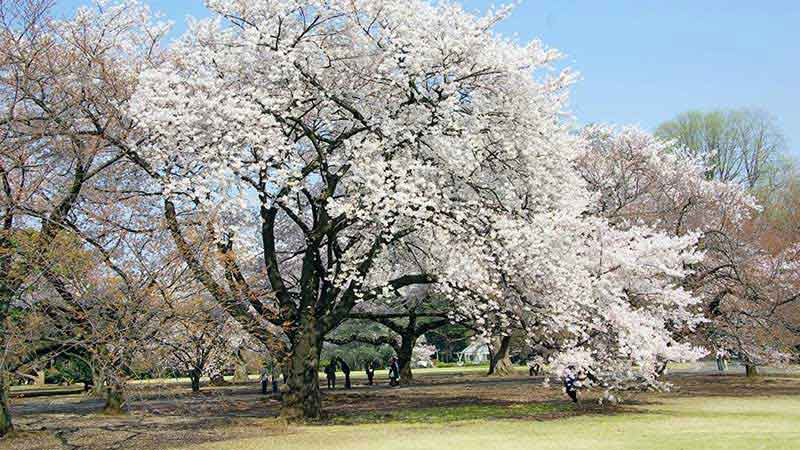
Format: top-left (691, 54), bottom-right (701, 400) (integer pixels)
top-left (576, 125), bottom-right (799, 375)
top-left (411, 336), bottom-right (436, 368)
top-left (127, 0), bottom-right (709, 418)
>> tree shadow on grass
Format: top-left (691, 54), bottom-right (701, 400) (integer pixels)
top-left (663, 374), bottom-right (800, 398)
top-left (316, 397), bottom-right (621, 426)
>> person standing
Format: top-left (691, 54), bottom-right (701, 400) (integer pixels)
top-left (339, 357), bottom-right (352, 389)
top-left (325, 359), bottom-right (338, 389)
top-left (528, 359), bottom-right (542, 376)
top-left (260, 367), bottom-right (269, 395)
top-left (388, 357), bottom-right (400, 386)
top-left (716, 349), bottom-right (725, 372)
top-left (365, 360), bottom-right (376, 386)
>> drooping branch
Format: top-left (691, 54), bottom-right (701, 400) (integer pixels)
top-left (325, 334), bottom-right (398, 350)
top-left (164, 199), bottom-right (285, 354)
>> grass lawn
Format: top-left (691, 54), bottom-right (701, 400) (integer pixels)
top-left (5, 369), bottom-right (799, 450)
top-left (185, 395), bottom-right (800, 450)
top-left (129, 364), bottom-right (499, 386)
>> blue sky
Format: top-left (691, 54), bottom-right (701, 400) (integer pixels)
top-left (56, 1), bottom-right (800, 153)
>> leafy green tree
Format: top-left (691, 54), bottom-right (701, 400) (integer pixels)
top-left (655, 109), bottom-right (785, 188)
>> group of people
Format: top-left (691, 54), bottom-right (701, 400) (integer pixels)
top-left (715, 348), bottom-right (730, 372)
top-left (324, 356), bottom-right (403, 389)
top-left (324, 357), bottom-right (352, 389)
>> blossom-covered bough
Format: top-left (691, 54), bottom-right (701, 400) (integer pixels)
top-left (129, 0), bottom-right (707, 418)
top-left (578, 126), bottom-right (799, 376)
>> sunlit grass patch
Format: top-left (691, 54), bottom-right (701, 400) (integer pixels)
top-left (326, 401), bottom-right (572, 425)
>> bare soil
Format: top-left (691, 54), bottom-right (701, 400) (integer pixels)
top-left (2, 370), bottom-right (799, 450)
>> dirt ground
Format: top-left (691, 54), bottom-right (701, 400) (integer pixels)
top-left (2, 369), bottom-right (799, 450)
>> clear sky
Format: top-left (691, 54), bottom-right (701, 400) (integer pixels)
top-left (55, 1), bottom-right (800, 153)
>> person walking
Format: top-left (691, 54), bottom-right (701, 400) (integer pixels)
top-left (339, 357), bottom-right (352, 389)
top-left (365, 360), bottom-right (376, 386)
top-left (563, 365), bottom-right (579, 403)
top-left (324, 359), bottom-right (338, 389)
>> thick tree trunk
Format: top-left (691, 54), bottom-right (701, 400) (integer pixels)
top-left (745, 364), bottom-right (759, 377)
top-left (190, 370), bottom-right (201, 392)
top-left (488, 336), bottom-right (514, 377)
top-left (281, 324), bottom-right (323, 420)
top-left (103, 384), bottom-right (125, 415)
top-left (397, 333), bottom-right (416, 385)
top-left (0, 373), bottom-right (12, 438)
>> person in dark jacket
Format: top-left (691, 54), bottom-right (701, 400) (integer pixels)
top-left (365, 360), bottom-right (376, 385)
top-left (388, 357), bottom-right (400, 386)
top-left (260, 367), bottom-right (269, 395)
top-left (563, 365), bottom-right (579, 403)
top-left (528, 360), bottom-right (542, 376)
top-left (338, 357), bottom-right (352, 389)
top-left (324, 360), bottom-right (337, 389)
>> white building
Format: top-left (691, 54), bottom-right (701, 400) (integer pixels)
top-left (458, 340), bottom-right (490, 364)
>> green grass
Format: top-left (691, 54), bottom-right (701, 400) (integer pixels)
top-left (326, 402), bottom-right (569, 425)
top-left (184, 396), bottom-right (800, 450)
top-left (9, 383), bottom-right (83, 392)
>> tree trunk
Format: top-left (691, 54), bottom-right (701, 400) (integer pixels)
top-left (90, 366), bottom-right (107, 397)
top-left (745, 364), bottom-right (759, 378)
top-left (280, 323), bottom-right (323, 420)
top-left (397, 332), bottom-right (416, 385)
top-left (0, 373), bottom-right (12, 438)
top-left (103, 384), bottom-right (125, 415)
top-left (35, 370), bottom-right (46, 386)
top-left (190, 370), bottom-right (201, 392)
top-left (488, 336), bottom-right (514, 377)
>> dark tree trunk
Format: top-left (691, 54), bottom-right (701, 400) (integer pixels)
top-left (0, 373), bottom-right (12, 438)
top-left (488, 336), bottom-right (514, 377)
top-left (1, 223), bottom-right (15, 438)
top-left (0, 315), bottom-right (13, 437)
top-left (103, 384), bottom-right (125, 415)
top-left (190, 370), bottom-right (201, 392)
top-left (745, 364), bottom-right (759, 377)
top-left (281, 322), bottom-right (323, 420)
top-left (397, 332), bottom-right (417, 385)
